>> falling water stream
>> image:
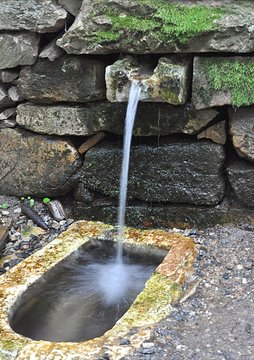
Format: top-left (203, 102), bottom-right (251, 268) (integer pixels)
top-left (116, 81), bottom-right (141, 263)
top-left (10, 81), bottom-right (164, 342)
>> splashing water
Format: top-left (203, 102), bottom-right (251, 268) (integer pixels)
top-left (116, 81), bottom-right (141, 263)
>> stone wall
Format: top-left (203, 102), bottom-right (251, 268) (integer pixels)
top-left (0, 0), bottom-right (254, 228)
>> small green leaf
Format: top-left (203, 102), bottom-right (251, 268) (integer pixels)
top-left (1, 202), bottom-right (9, 209)
top-left (43, 197), bottom-right (51, 204)
top-left (29, 199), bottom-right (35, 207)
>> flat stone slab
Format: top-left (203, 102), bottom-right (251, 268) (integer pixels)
top-left (192, 56), bottom-right (254, 109)
top-left (0, 0), bottom-right (67, 33)
top-left (18, 55), bottom-right (106, 103)
top-left (229, 107), bottom-right (254, 162)
top-left (57, 1), bottom-right (254, 54)
top-left (227, 160), bottom-right (254, 207)
top-left (81, 140), bottom-right (225, 206)
top-left (16, 102), bottom-right (218, 136)
top-left (0, 32), bottom-right (39, 69)
top-left (0, 220), bottom-right (196, 359)
top-left (0, 128), bottom-right (82, 197)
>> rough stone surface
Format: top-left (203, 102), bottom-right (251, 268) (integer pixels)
top-left (229, 107), bottom-right (254, 162)
top-left (0, 128), bottom-right (82, 197)
top-left (227, 160), bottom-right (254, 207)
top-left (106, 56), bottom-right (191, 104)
top-left (74, 200), bottom-right (254, 229)
top-left (39, 33), bottom-right (65, 62)
top-left (18, 55), bottom-right (106, 103)
top-left (197, 121), bottom-right (226, 144)
top-left (16, 102), bottom-right (218, 136)
top-left (57, 1), bottom-right (254, 54)
top-left (58, 0), bottom-right (83, 16)
top-left (0, 84), bottom-right (13, 109)
top-left (192, 56), bottom-right (254, 109)
top-left (0, 69), bottom-right (19, 83)
top-left (0, 108), bottom-right (16, 120)
top-left (0, 32), bottom-right (39, 69)
top-left (0, 119), bottom-right (16, 129)
top-left (80, 140), bottom-right (225, 205)
top-left (8, 87), bottom-right (24, 103)
top-left (0, 0), bottom-right (67, 33)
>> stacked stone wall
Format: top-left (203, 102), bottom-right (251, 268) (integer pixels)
top-left (0, 0), bottom-right (254, 227)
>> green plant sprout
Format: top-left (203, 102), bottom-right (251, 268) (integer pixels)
top-left (42, 197), bottom-right (51, 204)
top-left (0, 202), bottom-right (9, 209)
top-left (20, 196), bottom-right (35, 207)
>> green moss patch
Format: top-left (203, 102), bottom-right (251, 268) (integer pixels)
top-left (121, 272), bottom-right (182, 327)
top-left (201, 57), bottom-right (254, 107)
top-left (95, 1), bottom-right (224, 45)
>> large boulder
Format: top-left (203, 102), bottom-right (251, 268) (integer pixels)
top-left (192, 57), bottom-right (254, 109)
top-left (229, 107), bottom-right (254, 162)
top-left (18, 56), bottom-right (106, 103)
top-left (80, 140), bottom-right (225, 206)
top-left (57, 1), bottom-right (254, 54)
top-left (0, 0), bottom-right (67, 33)
top-left (106, 56), bottom-right (191, 105)
top-left (0, 32), bottom-right (39, 69)
top-left (16, 102), bottom-right (218, 136)
top-left (227, 160), bottom-right (254, 207)
top-left (0, 128), bottom-right (82, 197)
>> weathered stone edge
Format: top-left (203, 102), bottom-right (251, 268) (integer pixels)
top-left (0, 221), bottom-right (196, 359)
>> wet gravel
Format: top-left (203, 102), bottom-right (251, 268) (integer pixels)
top-left (123, 224), bottom-right (254, 360)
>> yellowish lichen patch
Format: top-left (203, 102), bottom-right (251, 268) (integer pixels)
top-left (0, 220), bottom-right (197, 360)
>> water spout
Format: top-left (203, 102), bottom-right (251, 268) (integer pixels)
top-left (116, 81), bottom-right (141, 263)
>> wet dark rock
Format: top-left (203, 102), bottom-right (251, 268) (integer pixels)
top-left (229, 107), bottom-right (254, 162)
top-left (0, 128), bottom-right (82, 197)
top-left (16, 102), bottom-right (218, 137)
top-left (74, 201), bottom-right (254, 229)
top-left (21, 203), bottom-right (49, 230)
top-left (227, 160), bottom-right (254, 207)
top-left (0, 32), bottom-right (39, 69)
top-left (80, 140), bottom-right (225, 205)
top-left (0, 0), bottom-right (67, 33)
top-left (19, 55), bottom-right (106, 103)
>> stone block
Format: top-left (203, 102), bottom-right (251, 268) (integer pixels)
top-left (0, 32), bottom-right (39, 69)
top-left (19, 55), bottom-right (106, 103)
top-left (0, 0), bottom-right (67, 32)
top-left (16, 102), bottom-right (218, 136)
top-left (0, 128), bottom-right (82, 197)
top-left (229, 107), bottom-right (254, 162)
top-left (57, 1), bottom-right (254, 54)
top-left (197, 121), bottom-right (226, 145)
top-left (58, 0), bottom-right (83, 16)
top-left (0, 69), bottom-right (19, 83)
top-left (227, 160), bottom-right (254, 207)
top-left (80, 140), bottom-right (225, 206)
top-left (106, 56), bottom-right (191, 105)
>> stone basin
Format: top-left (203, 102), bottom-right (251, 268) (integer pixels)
top-left (0, 220), bottom-right (197, 359)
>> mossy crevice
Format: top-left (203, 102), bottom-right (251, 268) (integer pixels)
top-left (200, 57), bottom-right (254, 107)
top-left (94, 1), bottom-right (224, 46)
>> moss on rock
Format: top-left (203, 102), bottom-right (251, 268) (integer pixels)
top-left (95, 1), bottom-right (223, 46)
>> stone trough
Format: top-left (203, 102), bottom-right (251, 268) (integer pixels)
top-left (0, 220), bottom-right (196, 359)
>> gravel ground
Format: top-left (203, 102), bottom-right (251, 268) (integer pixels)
top-left (123, 224), bottom-right (254, 360)
top-left (1, 196), bottom-right (254, 359)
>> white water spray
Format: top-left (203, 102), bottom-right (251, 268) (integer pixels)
top-left (116, 81), bottom-right (141, 263)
